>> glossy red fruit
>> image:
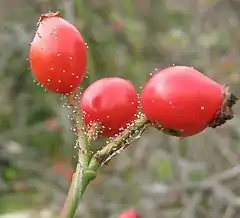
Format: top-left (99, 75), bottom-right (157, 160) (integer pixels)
top-left (80, 77), bottom-right (139, 137)
top-left (118, 209), bottom-right (141, 218)
top-left (29, 12), bottom-right (87, 94)
top-left (141, 66), bottom-right (237, 137)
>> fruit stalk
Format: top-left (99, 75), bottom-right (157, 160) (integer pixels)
top-left (89, 114), bottom-right (149, 171)
top-left (60, 94), bottom-right (149, 218)
top-left (60, 90), bottom-right (94, 218)
top-left (66, 89), bottom-right (92, 166)
top-left (60, 163), bottom-right (96, 218)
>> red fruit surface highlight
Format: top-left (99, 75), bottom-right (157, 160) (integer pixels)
top-left (80, 77), bottom-right (139, 137)
top-left (141, 66), bottom-right (236, 137)
top-left (29, 12), bottom-right (87, 94)
top-left (118, 209), bottom-right (141, 218)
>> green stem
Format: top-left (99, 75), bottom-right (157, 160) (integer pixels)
top-left (60, 164), bottom-right (97, 218)
top-left (67, 90), bottom-right (91, 167)
top-left (60, 90), bottom-right (93, 218)
top-left (60, 106), bottom-right (149, 218)
top-left (89, 114), bottom-right (149, 171)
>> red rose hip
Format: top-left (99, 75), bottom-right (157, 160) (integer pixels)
top-left (140, 66), bottom-right (237, 137)
top-left (118, 209), bottom-right (141, 218)
top-left (80, 77), bottom-right (139, 137)
top-left (29, 12), bottom-right (87, 94)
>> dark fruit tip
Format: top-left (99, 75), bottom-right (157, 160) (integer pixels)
top-left (209, 85), bottom-right (238, 129)
top-left (37, 11), bottom-right (61, 28)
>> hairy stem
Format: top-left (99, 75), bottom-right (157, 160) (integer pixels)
top-left (60, 97), bottom-right (149, 218)
top-left (89, 114), bottom-right (149, 171)
top-left (60, 90), bottom-right (94, 218)
top-left (67, 89), bottom-right (92, 166)
top-left (60, 164), bottom-right (96, 218)
top-left (87, 122), bottom-right (103, 144)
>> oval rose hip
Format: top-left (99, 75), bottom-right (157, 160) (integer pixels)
top-left (80, 77), bottom-right (139, 137)
top-left (140, 66), bottom-right (237, 137)
top-left (29, 12), bottom-right (87, 94)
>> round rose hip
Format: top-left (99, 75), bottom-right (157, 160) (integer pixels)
top-left (29, 11), bottom-right (87, 94)
top-left (117, 209), bottom-right (141, 218)
top-left (80, 77), bottom-right (139, 137)
top-left (140, 66), bottom-right (237, 137)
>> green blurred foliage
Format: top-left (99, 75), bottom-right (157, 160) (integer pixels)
top-left (1, 0), bottom-right (240, 217)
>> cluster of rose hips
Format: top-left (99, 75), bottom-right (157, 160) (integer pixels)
top-left (29, 11), bottom-right (237, 138)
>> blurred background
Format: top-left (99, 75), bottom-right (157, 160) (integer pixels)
top-left (1, 0), bottom-right (240, 217)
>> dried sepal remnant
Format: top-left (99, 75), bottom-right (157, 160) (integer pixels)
top-left (37, 11), bottom-right (61, 28)
top-left (209, 85), bottom-right (238, 128)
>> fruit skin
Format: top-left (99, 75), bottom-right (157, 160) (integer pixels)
top-left (80, 77), bottom-right (139, 137)
top-left (117, 209), bottom-right (141, 218)
top-left (140, 66), bottom-right (231, 137)
top-left (29, 12), bottom-right (87, 94)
